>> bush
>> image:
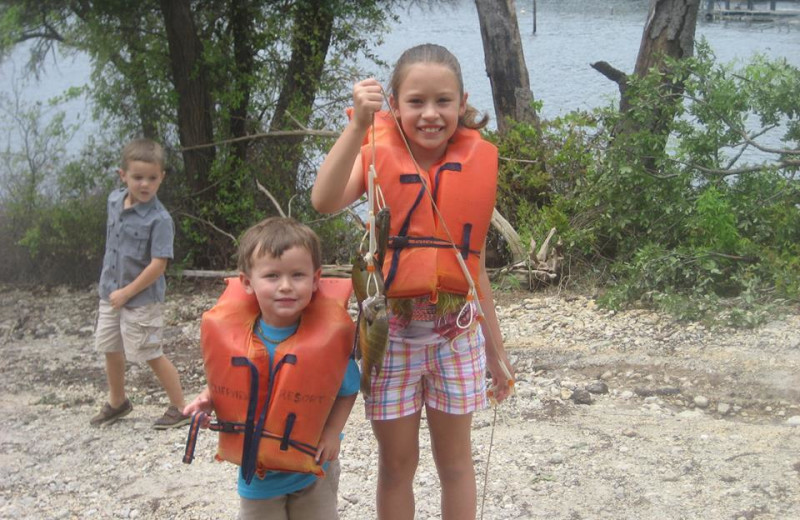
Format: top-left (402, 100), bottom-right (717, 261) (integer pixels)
top-left (16, 193), bottom-right (107, 285)
top-left (492, 44), bottom-right (799, 325)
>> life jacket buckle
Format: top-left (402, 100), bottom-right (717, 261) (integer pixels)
top-left (389, 236), bottom-right (408, 248)
top-left (217, 421), bottom-right (239, 434)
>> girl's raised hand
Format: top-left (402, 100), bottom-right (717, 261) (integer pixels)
top-left (352, 78), bottom-right (384, 128)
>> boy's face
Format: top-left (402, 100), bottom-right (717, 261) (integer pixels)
top-left (118, 160), bottom-right (165, 206)
top-left (240, 245), bottom-right (321, 328)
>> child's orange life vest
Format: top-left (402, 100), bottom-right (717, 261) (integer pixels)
top-left (192, 277), bottom-right (354, 482)
top-left (359, 110), bottom-right (498, 301)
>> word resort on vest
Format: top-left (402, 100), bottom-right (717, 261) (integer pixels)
top-left (183, 277), bottom-right (354, 483)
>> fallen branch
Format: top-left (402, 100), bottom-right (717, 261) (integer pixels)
top-left (255, 180), bottom-right (287, 217)
top-left (179, 129), bottom-right (338, 152)
top-left (491, 208), bottom-right (526, 262)
top-left (179, 264), bottom-right (352, 279)
top-left (176, 212), bottom-right (237, 244)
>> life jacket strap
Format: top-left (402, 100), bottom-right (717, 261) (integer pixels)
top-left (280, 413), bottom-right (296, 451)
top-left (210, 420), bottom-right (246, 434)
top-left (388, 235), bottom-right (481, 256)
top-left (233, 356), bottom-right (262, 484)
top-left (182, 411), bottom-right (207, 464)
top-left (242, 352), bottom-right (297, 484)
top-left (261, 428), bottom-right (318, 458)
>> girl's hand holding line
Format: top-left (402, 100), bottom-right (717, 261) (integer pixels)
top-left (352, 78), bottom-right (384, 128)
top-left (487, 355), bottom-right (515, 404)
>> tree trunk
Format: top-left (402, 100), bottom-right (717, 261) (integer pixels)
top-left (228, 0), bottom-right (256, 165)
top-left (159, 0), bottom-right (216, 193)
top-left (474, 0), bottom-right (539, 134)
top-left (264, 1), bottom-right (334, 199)
top-left (623, 0), bottom-right (700, 113)
top-left (592, 0), bottom-right (700, 117)
top-left (591, 0), bottom-right (700, 170)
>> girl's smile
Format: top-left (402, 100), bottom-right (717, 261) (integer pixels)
top-left (391, 63), bottom-right (467, 169)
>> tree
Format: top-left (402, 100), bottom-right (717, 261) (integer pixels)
top-left (592, 0), bottom-right (701, 139)
top-left (0, 0), bottom-right (394, 266)
top-left (474, 0), bottom-right (538, 134)
top-left (159, 0), bottom-right (215, 195)
top-left (264, 1), bottom-right (335, 199)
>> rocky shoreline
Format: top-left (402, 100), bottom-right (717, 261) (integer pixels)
top-left (1, 280), bottom-right (799, 519)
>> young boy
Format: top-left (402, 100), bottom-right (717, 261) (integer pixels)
top-left (90, 138), bottom-right (189, 429)
top-left (184, 217), bottom-right (359, 520)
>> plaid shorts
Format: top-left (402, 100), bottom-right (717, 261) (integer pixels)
top-left (364, 322), bottom-right (488, 421)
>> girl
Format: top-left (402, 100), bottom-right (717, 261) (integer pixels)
top-left (312, 43), bottom-right (514, 520)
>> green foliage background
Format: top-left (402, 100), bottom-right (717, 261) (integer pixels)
top-left (490, 42), bottom-right (799, 325)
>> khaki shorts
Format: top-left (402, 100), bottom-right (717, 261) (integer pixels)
top-left (94, 300), bottom-right (165, 363)
top-left (238, 460), bottom-right (341, 520)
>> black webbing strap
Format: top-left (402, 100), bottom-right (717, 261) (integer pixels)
top-left (385, 162), bottom-right (480, 289)
top-left (280, 413), bottom-right (297, 451)
top-left (182, 411), bottom-right (207, 464)
top-left (233, 356), bottom-right (261, 483)
top-left (241, 352), bottom-right (298, 484)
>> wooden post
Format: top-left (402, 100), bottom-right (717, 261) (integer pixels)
top-left (747, 0), bottom-right (754, 10)
top-left (770, 1), bottom-right (777, 10)
top-left (533, 0), bottom-right (537, 34)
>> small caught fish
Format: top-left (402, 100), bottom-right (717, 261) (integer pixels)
top-left (351, 253), bottom-right (369, 304)
top-left (351, 244), bottom-right (389, 396)
top-left (358, 294), bottom-right (389, 397)
top-left (374, 206), bottom-right (391, 268)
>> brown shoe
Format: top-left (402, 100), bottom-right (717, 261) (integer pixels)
top-left (90, 399), bottom-right (133, 427)
top-left (153, 405), bottom-right (191, 430)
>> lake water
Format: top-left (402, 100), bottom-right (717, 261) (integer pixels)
top-left (2, 0), bottom-right (799, 150)
top-left (373, 0), bottom-right (800, 124)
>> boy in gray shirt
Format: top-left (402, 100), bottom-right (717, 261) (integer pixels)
top-left (90, 138), bottom-right (189, 429)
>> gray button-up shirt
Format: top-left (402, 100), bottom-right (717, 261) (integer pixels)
top-left (98, 188), bottom-right (174, 307)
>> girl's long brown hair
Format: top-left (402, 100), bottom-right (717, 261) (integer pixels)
top-left (389, 43), bottom-right (489, 130)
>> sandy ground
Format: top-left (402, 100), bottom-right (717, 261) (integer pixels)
top-left (1, 280), bottom-right (799, 519)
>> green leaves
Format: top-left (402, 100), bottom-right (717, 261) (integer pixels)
top-left (493, 45), bottom-right (799, 326)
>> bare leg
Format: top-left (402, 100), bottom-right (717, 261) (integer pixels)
top-left (105, 351), bottom-right (127, 407)
top-left (371, 411), bottom-right (422, 520)
top-left (146, 355), bottom-right (185, 408)
top-left (427, 407), bottom-right (476, 520)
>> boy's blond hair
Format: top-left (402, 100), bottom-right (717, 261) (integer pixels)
top-left (122, 138), bottom-right (165, 170)
top-left (237, 217), bottom-right (322, 274)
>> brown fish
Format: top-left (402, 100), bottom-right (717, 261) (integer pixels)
top-left (351, 253), bottom-right (369, 304)
top-left (374, 206), bottom-right (391, 268)
top-left (358, 294), bottom-right (389, 397)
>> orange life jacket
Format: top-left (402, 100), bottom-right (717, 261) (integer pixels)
top-left (360, 110), bottom-right (498, 301)
top-left (191, 277), bottom-right (354, 482)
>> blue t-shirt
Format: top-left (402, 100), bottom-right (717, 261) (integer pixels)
top-left (237, 318), bottom-right (360, 500)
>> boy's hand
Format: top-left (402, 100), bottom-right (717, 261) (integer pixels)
top-left (109, 288), bottom-right (131, 310)
top-left (183, 389), bottom-right (214, 428)
top-left (314, 428), bottom-right (342, 464)
top-left (352, 78), bottom-right (384, 128)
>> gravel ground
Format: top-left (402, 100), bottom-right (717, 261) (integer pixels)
top-left (1, 279), bottom-right (799, 520)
